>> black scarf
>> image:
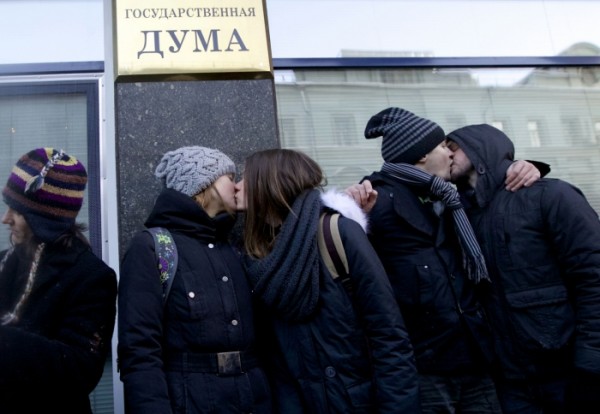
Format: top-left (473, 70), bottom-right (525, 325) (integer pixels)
top-left (243, 189), bottom-right (322, 322)
top-left (382, 162), bottom-right (490, 284)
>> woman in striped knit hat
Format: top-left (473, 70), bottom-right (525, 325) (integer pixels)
top-left (0, 148), bottom-right (117, 414)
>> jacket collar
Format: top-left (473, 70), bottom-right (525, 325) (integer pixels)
top-left (367, 171), bottom-right (442, 239)
top-left (320, 189), bottom-right (368, 232)
top-left (144, 188), bottom-right (235, 242)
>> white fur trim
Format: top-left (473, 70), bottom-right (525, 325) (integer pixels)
top-left (321, 189), bottom-right (368, 232)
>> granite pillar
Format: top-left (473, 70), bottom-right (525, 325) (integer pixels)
top-left (115, 77), bottom-right (279, 256)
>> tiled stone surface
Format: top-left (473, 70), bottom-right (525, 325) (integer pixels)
top-left (115, 78), bottom-right (279, 257)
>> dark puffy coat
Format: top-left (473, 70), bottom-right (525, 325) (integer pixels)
top-left (254, 191), bottom-right (419, 413)
top-left (118, 188), bottom-right (271, 414)
top-left (363, 171), bottom-right (494, 374)
top-left (0, 237), bottom-right (117, 414)
top-left (448, 124), bottom-right (600, 379)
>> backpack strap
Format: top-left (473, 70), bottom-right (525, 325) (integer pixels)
top-left (318, 213), bottom-right (352, 295)
top-left (145, 227), bottom-right (178, 306)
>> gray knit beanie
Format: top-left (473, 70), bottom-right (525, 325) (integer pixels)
top-left (155, 146), bottom-right (236, 196)
top-left (365, 107), bottom-right (445, 164)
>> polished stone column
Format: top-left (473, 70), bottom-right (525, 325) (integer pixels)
top-left (115, 77), bottom-right (278, 252)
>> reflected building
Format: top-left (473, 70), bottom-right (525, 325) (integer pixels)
top-left (274, 42), bottom-right (600, 211)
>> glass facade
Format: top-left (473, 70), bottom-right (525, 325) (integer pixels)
top-left (274, 62), bottom-right (600, 213)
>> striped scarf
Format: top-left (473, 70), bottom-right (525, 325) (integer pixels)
top-left (382, 162), bottom-right (490, 284)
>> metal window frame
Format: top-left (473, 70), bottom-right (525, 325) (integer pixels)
top-left (273, 56), bottom-right (600, 69)
top-left (0, 68), bottom-right (103, 256)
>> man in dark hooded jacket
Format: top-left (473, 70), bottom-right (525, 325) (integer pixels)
top-left (447, 124), bottom-right (600, 414)
top-left (347, 108), bottom-right (547, 414)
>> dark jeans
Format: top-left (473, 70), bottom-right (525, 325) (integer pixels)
top-left (419, 373), bottom-right (502, 414)
top-left (568, 370), bottom-right (600, 413)
top-left (494, 376), bottom-right (567, 414)
top-left (494, 371), bottom-right (600, 414)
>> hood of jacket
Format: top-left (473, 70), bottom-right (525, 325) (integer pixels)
top-left (144, 187), bottom-right (236, 242)
top-left (447, 124), bottom-right (515, 208)
top-left (321, 189), bottom-right (368, 232)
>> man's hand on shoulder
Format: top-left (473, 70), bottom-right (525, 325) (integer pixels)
top-left (505, 160), bottom-right (541, 192)
top-left (345, 180), bottom-right (378, 214)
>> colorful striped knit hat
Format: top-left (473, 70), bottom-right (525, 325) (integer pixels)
top-left (2, 148), bottom-right (87, 242)
top-left (365, 107), bottom-right (446, 165)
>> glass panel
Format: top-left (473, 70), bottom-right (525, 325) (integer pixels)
top-left (0, 91), bottom-right (88, 250)
top-left (89, 357), bottom-right (114, 413)
top-left (274, 66), bottom-right (600, 213)
top-left (266, 0), bottom-right (600, 58)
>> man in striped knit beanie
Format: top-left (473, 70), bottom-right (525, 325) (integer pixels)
top-left (353, 107), bottom-right (503, 413)
top-left (0, 147), bottom-right (117, 414)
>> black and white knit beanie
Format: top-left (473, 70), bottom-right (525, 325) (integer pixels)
top-left (155, 146), bottom-right (236, 196)
top-left (364, 107), bottom-right (446, 164)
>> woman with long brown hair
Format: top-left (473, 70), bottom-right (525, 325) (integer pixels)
top-left (236, 148), bottom-right (419, 413)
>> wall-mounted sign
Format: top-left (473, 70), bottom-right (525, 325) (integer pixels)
top-left (114, 0), bottom-right (272, 77)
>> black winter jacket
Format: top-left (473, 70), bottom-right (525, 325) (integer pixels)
top-left (448, 124), bottom-right (600, 379)
top-left (363, 171), bottom-right (494, 375)
top-left (250, 191), bottom-right (420, 414)
top-left (118, 188), bottom-right (271, 414)
top-left (0, 238), bottom-right (117, 414)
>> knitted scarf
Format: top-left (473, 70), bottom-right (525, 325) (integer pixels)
top-left (243, 189), bottom-right (322, 322)
top-left (382, 162), bottom-right (490, 284)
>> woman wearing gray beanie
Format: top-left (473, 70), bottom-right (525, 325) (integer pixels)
top-left (118, 146), bottom-right (272, 414)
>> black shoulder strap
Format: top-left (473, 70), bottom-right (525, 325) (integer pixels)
top-left (318, 213), bottom-right (352, 295)
top-left (144, 227), bottom-right (178, 306)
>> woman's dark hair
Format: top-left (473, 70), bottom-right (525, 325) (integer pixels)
top-left (54, 222), bottom-right (90, 248)
top-left (14, 221), bottom-right (89, 257)
top-left (242, 149), bottom-right (325, 258)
